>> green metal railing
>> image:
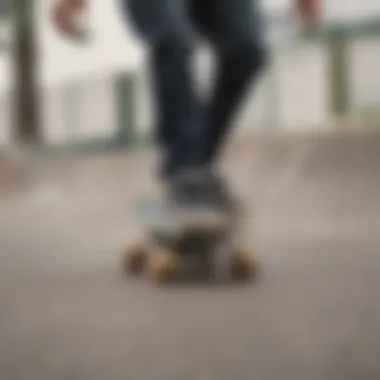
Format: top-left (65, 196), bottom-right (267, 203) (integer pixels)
top-left (264, 15), bottom-right (380, 129)
top-left (317, 17), bottom-right (380, 121)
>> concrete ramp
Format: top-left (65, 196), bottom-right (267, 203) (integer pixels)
top-left (0, 129), bottom-right (380, 380)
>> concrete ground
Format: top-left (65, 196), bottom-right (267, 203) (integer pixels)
top-left (0, 130), bottom-right (380, 380)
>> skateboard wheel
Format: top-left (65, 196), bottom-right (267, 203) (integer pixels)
top-left (148, 248), bottom-right (180, 283)
top-left (123, 243), bottom-right (147, 275)
top-left (230, 250), bottom-right (260, 280)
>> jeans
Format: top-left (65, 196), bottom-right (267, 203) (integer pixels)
top-left (122, 0), bottom-right (268, 178)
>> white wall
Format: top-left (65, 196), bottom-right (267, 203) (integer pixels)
top-left (36, 0), bottom-right (142, 85)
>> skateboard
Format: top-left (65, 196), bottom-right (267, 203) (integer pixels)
top-left (122, 197), bottom-right (260, 283)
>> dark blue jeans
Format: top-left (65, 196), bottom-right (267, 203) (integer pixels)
top-left (123, 0), bottom-right (268, 178)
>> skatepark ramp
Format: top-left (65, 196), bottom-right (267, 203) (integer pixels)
top-left (0, 128), bottom-right (380, 379)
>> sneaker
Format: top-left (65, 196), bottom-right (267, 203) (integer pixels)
top-left (203, 170), bottom-right (241, 216)
top-left (164, 168), bottom-right (240, 231)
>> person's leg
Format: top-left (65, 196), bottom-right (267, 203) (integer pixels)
top-left (123, 0), bottom-right (228, 226)
top-left (123, 0), bottom-right (203, 179)
top-left (191, 0), bottom-right (268, 165)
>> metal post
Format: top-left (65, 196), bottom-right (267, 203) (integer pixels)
top-left (327, 32), bottom-right (350, 121)
top-left (12, 0), bottom-right (41, 144)
top-left (115, 73), bottom-right (137, 146)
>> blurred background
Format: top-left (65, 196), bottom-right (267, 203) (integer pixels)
top-left (0, 1), bottom-right (380, 379)
top-left (2, 0), bottom-right (380, 147)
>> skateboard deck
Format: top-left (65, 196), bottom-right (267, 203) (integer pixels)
top-left (122, 197), bottom-right (260, 283)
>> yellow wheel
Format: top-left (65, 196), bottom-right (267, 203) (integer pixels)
top-left (230, 249), bottom-right (261, 280)
top-left (147, 248), bottom-right (181, 283)
top-left (122, 242), bottom-right (147, 275)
